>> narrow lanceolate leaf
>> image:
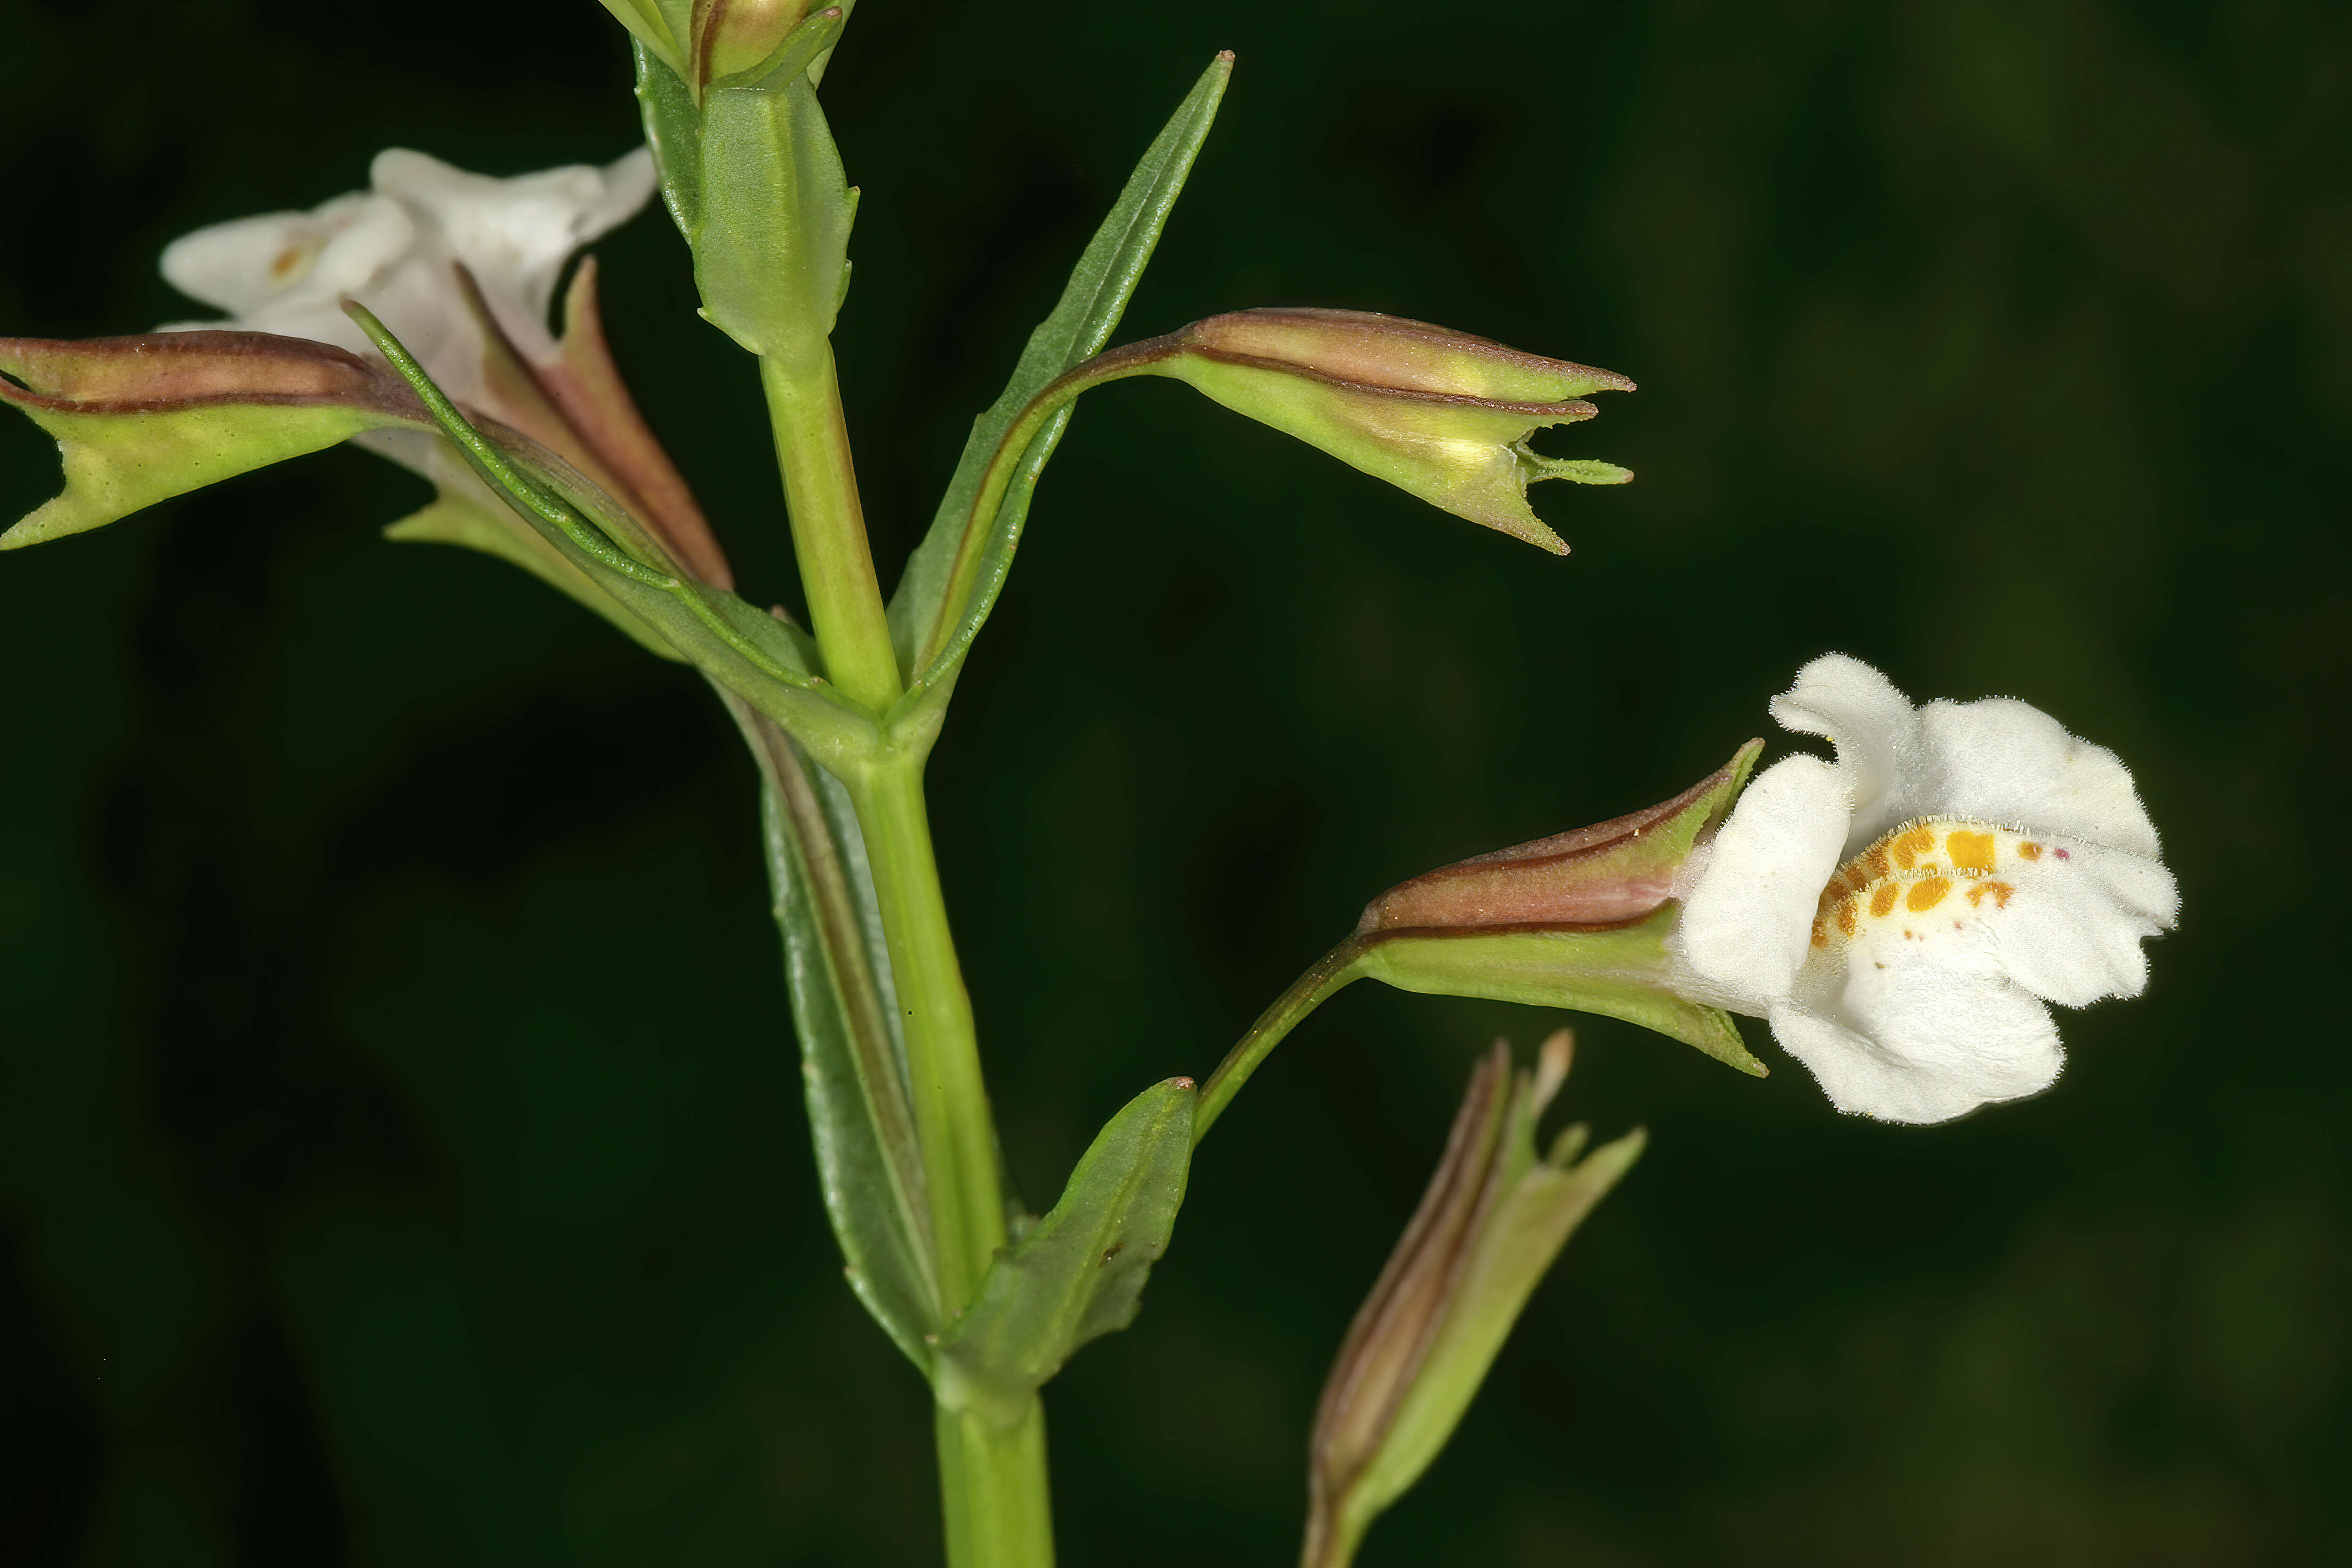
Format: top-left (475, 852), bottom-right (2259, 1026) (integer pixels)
top-left (0, 332), bottom-right (428, 550)
top-left (887, 51), bottom-right (1234, 690)
top-left (347, 302), bottom-right (878, 767)
top-left (935, 1079), bottom-right (1197, 1426)
top-left (635, 40), bottom-right (705, 241)
top-left (735, 700), bottom-right (940, 1367)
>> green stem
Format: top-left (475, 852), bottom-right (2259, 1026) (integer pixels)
top-left (936, 1401), bottom-right (1055, 1568)
top-left (758, 336), bottom-right (1041, 1556)
top-left (1194, 939), bottom-right (1370, 1143)
top-left (851, 757), bottom-right (1046, 1560)
top-left (760, 348), bottom-right (903, 711)
top-left (848, 757), bottom-right (1004, 1309)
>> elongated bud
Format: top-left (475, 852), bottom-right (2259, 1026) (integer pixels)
top-left (1102, 308), bottom-right (1633, 553)
top-left (1305, 1032), bottom-right (1642, 1568)
top-left (0, 331), bottom-right (430, 549)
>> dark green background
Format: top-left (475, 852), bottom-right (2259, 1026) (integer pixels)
top-left (2, 1), bottom-right (2345, 1563)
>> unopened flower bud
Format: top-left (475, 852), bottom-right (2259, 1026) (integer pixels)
top-left (0, 331), bottom-right (429, 549)
top-left (1107, 308), bottom-right (1634, 553)
top-left (1305, 1031), bottom-right (1641, 1568)
top-left (691, 0), bottom-right (811, 88)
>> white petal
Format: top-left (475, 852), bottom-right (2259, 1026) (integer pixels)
top-left (1918, 697), bottom-right (2163, 859)
top-left (1777, 929), bottom-right (2064, 1123)
top-left (160, 192), bottom-right (410, 319)
top-left (592, 147), bottom-right (660, 231)
top-left (1769, 653), bottom-right (1927, 849)
top-left (160, 211), bottom-right (317, 315)
top-left (303, 194), bottom-right (421, 300)
top-left (1671, 753), bottom-right (1851, 1013)
top-left (371, 147), bottom-right (655, 360)
top-left (1983, 837), bottom-right (2179, 1006)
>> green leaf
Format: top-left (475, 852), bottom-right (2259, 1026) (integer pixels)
top-left (383, 482), bottom-right (682, 662)
top-left (694, 11), bottom-right (856, 356)
top-left (935, 1078), bottom-right (1197, 1426)
top-left (887, 51), bottom-right (1234, 688)
top-left (737, 701), bottom-right (940, 1367)
top-left (346, 301), bottom-right (879, 769)
top-left (633, 40), bottom-right (704, 244)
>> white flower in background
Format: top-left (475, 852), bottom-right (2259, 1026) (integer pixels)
top-left (158, 147), bottom-right (656, 402)
top-left (1671, 654), bottom-right (2179, 1124)
top-left (148, 145), bottom-right (731, 600)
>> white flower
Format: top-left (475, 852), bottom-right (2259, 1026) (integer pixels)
top-left (158, 147), bottom-right (656, 403)
top-left (1670, 654), bottom-right (2179, 1124)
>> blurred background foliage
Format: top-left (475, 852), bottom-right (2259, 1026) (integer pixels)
top-left (2, 0), bottom-right (2347, 1563)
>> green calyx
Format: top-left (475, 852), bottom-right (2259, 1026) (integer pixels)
top-left (1195, 742), bottom-right (1769, 1138)
top-left (1112, 308), bottom-right (1638, 554)
top-left (1357, 908), bottom-right (1761, 1074)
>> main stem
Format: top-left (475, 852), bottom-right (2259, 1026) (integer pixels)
top-left (849, 759), bottom-right (1003, 1306)
top-left (853, 757), bottom-right (1052, 1565)
top-left (936, 1402), bottom-right (1055, 1567)
top-left (760, 345), bottom-right (1050, 1561)
top-left (759, 348), bottom-right (903, 712)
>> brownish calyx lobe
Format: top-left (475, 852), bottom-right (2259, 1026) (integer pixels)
top-left (449, 259), bottom-right (733, 588)
top-left (1359, 742), bottom-right (1762, 935)
top-left (0, 331), bottom-right (428, 420)
top-left (1175, 308), bottom-right (1635, 407)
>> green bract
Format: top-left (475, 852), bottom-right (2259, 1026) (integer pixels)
top-left (934, 1078), bottom-right (1197, 1428)
top-left (1305, 1034), bottom-right (1642, 1568)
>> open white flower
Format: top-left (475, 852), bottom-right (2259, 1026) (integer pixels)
top-left (1670, 654), bottom-right (2179, 1124)
top-left (159, 147), bottom-right (656, 402)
